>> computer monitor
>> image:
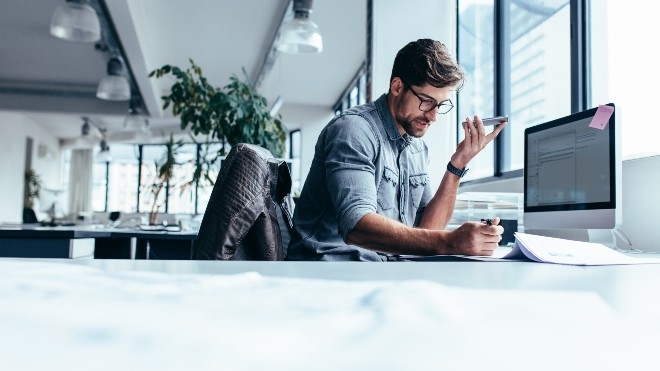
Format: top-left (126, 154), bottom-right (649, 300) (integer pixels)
top-left (523, 103), bottom-right (621, 232)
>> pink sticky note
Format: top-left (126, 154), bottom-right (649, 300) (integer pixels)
top-left (589, 105), bottom-right (614, 130)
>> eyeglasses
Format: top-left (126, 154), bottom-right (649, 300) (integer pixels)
top-left (401, 79), bottom-right (454, 114)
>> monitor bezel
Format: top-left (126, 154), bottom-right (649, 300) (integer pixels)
top-left (523, 103), bottom-right (616, 216)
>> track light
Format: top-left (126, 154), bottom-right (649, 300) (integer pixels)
top-left (81, 117), bottom-right (91, 137)
top-left (97, 138), bottom-right (111, 162)
top-left (50, 0), bottom-right (101, 43)
top-left (124, 97), bottom-right (147, 129)
top-left (74, 117), bottom-right (97, 148)
top-left (123, 97), bottom-right (151, 141)
top-left (96, 56), bottom-right (130, 101)
top-left (278, 0), bottom-right (323, 54)
top-left (135, 119), bottom-right (152, 141)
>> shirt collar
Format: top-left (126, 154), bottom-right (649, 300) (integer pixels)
top-left (375, 93), bottom-right (412, 147)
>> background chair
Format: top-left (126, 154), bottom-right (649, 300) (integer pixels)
top-left (193, 143), bottom-right (294, 260)
top-left (22, 208), bottom-right (39, 224)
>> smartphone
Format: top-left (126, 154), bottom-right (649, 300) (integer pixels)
top-left (481, 116), bottom-right (508, 126)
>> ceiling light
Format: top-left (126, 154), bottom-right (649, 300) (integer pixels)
top-left (96, 139), bottom-right (111, 162)
top-left (74, 117), bottom-right (97, 148)
top-left (124, 97), bottom-right (148, 131)
top-left (81, 117), bottom-right (91, 136)
top-left (277, 0), bottom-right (323, 54)
top-left (124, 98), bottom-right (151, 141)
top-left (135, 119), bottom-right (152, 141)
top-left (96, 56), bottom-right (130, 101)
top-left (50, 0), bottom-right (101, 43)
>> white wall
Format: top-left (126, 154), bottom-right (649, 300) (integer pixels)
top-left (620, 155), bottom-right (660, 252)
top-left (279, 103), bottom-right (335, 192)
top-left (371, 0), bottom-right (458, 189)
top-left (0, 111), bottom-right (62, 223)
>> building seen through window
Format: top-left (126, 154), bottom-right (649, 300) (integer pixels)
top-left (458, 0), bottom-right (570, 180)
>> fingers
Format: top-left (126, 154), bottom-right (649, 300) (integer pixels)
top-left (450, 222), bottom-right (504, 256)
top-left (464, 116), bottom-right (487, 149)
top-left (485, 120), bottom-right (507, 142)
top-left (454, 115), bottom-right (507, 178)
top-left (480, 220), bottom-right (504, 236)
top-left (478, 242), bottom-right (500, 256)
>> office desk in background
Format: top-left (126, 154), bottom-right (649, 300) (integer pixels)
top-left (0, 224), bottom-right (110, 258)
top-left (1, 258), bottom-right (659, 370)
top-left (0, 224), bottom-right (197, 259)
top-left (97, 228), bottom-right (198, 260)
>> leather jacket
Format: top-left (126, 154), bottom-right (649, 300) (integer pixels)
top-left (193, 143), bottom-right (294, 260)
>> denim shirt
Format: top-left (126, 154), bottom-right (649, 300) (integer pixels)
top-left (287, 94), bottom-right (433, 261)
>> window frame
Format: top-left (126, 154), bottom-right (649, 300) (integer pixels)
top-left (457, 0), bottom-right (589, 186)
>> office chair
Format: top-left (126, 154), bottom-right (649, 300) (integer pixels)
top-left (193, 143), bottom-right (294, 260)
top-left (22, 208), bottom-right (39, 224)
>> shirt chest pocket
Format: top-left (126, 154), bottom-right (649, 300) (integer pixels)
top-left (377, 167), bottom-right (399, 211)
top-left (409, 173), bottom-right (428, 208)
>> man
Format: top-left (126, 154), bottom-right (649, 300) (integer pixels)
top-left (287, 39), bottom-right (506, 261)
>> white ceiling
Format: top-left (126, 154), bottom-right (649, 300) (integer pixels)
top-left (0, 0), bottom-right (366, 143)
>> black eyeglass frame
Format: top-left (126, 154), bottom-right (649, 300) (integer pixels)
top-left (400, 79), bottom-right (455, 115)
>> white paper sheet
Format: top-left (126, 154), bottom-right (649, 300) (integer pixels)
top-left (508, 232), bottom-right (660, 265)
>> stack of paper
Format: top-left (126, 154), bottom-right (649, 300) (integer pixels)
top-left (505, 232), bottom-right (660, 265)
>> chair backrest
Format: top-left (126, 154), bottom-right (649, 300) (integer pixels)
top-left (22, 208), bottom-right (39, 224)
top-left (193, 143), bottom-right (294, 260)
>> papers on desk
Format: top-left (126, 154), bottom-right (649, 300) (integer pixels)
top-left (502, 232), bottom-right (660, 265)
top-left (138, 224), bottom-right (181, 232)
top-left (403, 232), bottom-right (660, 265)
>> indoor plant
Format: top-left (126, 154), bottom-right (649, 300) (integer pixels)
top-left (144, 133), bottom-right (184, 224)
top-left (24, 169), bottom-right (42, 209)
top-left (149, 59), bottom-right (287, 159)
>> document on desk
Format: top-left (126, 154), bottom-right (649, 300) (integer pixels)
top-left (403, 233), bottom-right (660, 264)
top-left (503, 232), bottom-right (660, 265)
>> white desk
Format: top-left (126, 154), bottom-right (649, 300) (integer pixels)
top-left (1, 258), bottom-right (659, 370)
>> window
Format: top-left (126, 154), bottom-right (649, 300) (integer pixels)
top-left (507, 0), bottom-right (571, 171)
top-left (91, 161), bottom-right (107, 212)
top-left (333, 63), bottom-right (367, 115)
top-left (88, 141), bottom-right (265, 216)
top-left (196, 142), bottom-right (223, 215)
top-left (107, 144), bottom-right (139, 212)
top-left (457, 0), bottom-right (496, 180)
top-left (139, 145), bottom-right (167, 214)
top-left (289, 129), bottom-right (302, 194)
top-left (457, 0), bottom-right (573, 181)
top-left (167, 143), bottom-right (198, 214)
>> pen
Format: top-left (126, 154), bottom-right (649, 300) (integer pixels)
top-left (481, 218), bottom-right (493, 226)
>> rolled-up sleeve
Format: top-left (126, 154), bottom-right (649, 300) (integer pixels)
top-left (322, 115), bottom-right (380, 240)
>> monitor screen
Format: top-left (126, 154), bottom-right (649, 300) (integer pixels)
top-left (524, 103), bottom-right (620, 230)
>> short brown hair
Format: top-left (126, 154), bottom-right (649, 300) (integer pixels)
top-left (390, 39), bottom-right (465, 89)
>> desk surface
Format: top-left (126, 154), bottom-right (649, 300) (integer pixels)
top-left (0, 224), bottom-right (113, 238)
top-left (0, 224), bottom-right (197, 239)
top-left (1, 258), bottom-right (659, 370)
top-left (23, 257), bottom-right (660, 317)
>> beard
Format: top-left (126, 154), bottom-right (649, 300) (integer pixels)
top-left (393, 93), bottom-right (433, 138)
top-left (395, 111), bottom-right (431, 138)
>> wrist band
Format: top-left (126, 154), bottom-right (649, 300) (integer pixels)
top-left (447, 161), bottom-right (469, 178)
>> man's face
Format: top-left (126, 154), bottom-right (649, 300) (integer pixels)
top-left (392, 79), bottom-right (453, 138)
